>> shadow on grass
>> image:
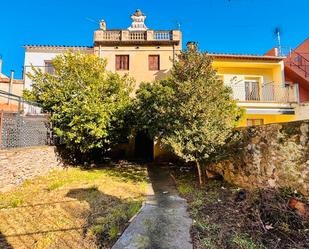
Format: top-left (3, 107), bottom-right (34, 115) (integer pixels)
top-left (0, 187), bottom-right (142, 249)
top-left (66, 187), bottom-right (142, 247)
top-left (0, 232), bottom-right (12, 249)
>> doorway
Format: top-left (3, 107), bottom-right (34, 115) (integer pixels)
top-left (134, 130), bottom-right (154, 161)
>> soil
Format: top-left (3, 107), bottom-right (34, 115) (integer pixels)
top-left (171, 164), bottom-right (309, 249)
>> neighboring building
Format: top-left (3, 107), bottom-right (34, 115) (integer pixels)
top-left (24, 9), bottom-right (182, 91)
top-left (284, 38), bottom-right (309, 102)
top-left (284, 38), bottom-right (309, 120)
top-left (24, 45), bottom-right (93, 89)
top-left (265, 38), bottom-right (309, 120)
top-left (0, 58), bottom-right (25, 112)
top-left (211, 53), bottom-right (297, 127)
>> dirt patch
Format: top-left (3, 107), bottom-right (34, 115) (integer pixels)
top-left (171, 164), bottom-right (309, 249)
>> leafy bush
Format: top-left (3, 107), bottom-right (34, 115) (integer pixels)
top-left (25, 51), bottom-right (134, 154)
top-left (133, 46), bottom-right (243, 184)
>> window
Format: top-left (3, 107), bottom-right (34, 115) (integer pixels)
top-left (245, 80), bottom-right (260, 101)
top-left (116, 55), bottom-right (129, 70)
top-left (45, 61), bottom-right (55, 75)
top-left (247, 119), bottom-right (264, 127)
top-left (148, 55), bottom-right (160, 71)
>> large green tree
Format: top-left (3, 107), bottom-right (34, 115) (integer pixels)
top-left (24, 51), bottom-right (134, 154)
top-left (134, 46), bottom-right (243, 184)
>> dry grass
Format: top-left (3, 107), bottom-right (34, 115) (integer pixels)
top-left (0, 161), bottom-right (148, 249)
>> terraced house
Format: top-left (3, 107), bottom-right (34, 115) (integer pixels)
top-left (23, 9), bottom-right (298, 128)
top-left (211, 53), bottom-right (297, 126)
top-left (24, 9), bottom-right (182, 91)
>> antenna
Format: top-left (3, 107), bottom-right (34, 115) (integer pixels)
top-left (274, 27), bottom-right (282, 56)
top-left (86, 17), bottom-right (100, 26)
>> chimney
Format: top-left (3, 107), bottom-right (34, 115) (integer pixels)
top-left (9, 70), bottom-right (14, 93)
top-left (7, 70), bottom-right (14, 104)
top-left (99, 20), bottom-right (106, 30)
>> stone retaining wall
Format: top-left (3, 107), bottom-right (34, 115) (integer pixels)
top-left (209, 120), bottom-right (309, 195)
top-left (0, 146), bottom-right (61, 192)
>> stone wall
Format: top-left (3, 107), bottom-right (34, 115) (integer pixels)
top-left (0, 146), bottom-right (61, 192)
top-left (209, 120), bottom-right (309, 195)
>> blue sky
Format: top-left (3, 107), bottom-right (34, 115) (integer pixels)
top-left (1, 0), bottom-right (308, 78)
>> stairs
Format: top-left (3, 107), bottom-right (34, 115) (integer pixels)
top-left (285, 50), bottom-right (309, 82)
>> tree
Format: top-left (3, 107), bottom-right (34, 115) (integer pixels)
top-left (134, 46), bottom-right (243, 185)
top-left (24, 51), bottom-right (134, 155)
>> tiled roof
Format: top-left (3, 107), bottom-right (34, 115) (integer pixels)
top-left (0, 77), bottom-right (24, 84)
top-left (24, 45), bottom-right (93, 50)
top-left (207, 52), bottom-right (284, 61)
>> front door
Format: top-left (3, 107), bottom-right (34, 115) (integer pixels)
top-left (134, 131), bottom-right (154, 161)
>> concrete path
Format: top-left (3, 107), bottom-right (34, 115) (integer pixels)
top-left (112, 164), bottom-right (193, 249)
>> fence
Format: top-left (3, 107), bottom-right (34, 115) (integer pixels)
top-left (0, 89), bottom-right (42, 114)
top-left (0, 112), bottom-right (51, 149)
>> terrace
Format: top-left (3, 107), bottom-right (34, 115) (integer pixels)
top-left (94, 29), bottom-right (181, 45)
top-left (230, 82), bottom-right (297, 103)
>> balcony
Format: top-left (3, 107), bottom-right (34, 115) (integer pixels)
top-left (230, 83), bottom-right (297, 103)
top-left (94, 30), bottom-right (181, 45)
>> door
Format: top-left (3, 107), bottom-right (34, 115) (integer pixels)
top-left (245, 80), bottom-right (260, 101)
top-left (134, 131), bottom-right (154, 161)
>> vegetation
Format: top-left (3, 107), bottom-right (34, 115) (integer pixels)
top-left (0, 162), bottom-right (148, 249)
top-left (172, 164), bottom-right (309, 249)
top-left (134, 46), bottom-right (243, 184)
top-left (24, 51), bottom-right (134, 154)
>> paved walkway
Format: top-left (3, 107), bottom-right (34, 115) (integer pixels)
top-left (112, 164), bottom-right (193, 249)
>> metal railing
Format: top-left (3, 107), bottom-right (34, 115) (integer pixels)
top-left (154, 31), bottom-right (172, 40)
top-left (287, 50), bottom-right (309, 78)
top-left (230, 83), bottom-right (296, 103)
top-left (0, 90), bottom-right (42, 114)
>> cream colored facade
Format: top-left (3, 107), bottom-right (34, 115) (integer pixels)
top-left (24, 10), bottom-right (182, 92)
top-left (94, 45), bottom-right (178, 90)
top-left (93, 10), bottom-right (182, 90)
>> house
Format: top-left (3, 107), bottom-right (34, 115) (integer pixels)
top-left (23, 10), bottom-right (182, 160)
top-left (0, 58), bottom-right (25, 112)
top-left (211, 53), bottom-right (297, 127)
top-left (24, 9), bottom-right (182, 91)
top-left (284, 38), bottom-right (309, 120)
top-left (23, 45), bottom-right (93, 89)
top-left (265, 38), bottom-right (309, 120)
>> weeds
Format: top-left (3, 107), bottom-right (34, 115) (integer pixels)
top-left (172, 165), bottom-right (309, 249)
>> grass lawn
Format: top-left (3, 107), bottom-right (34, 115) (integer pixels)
top-left (0, 161), bottom-right (148, 249)
top-left (172, 165), bottom-right (309, 249)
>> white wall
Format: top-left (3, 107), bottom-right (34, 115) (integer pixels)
top-left (24, 51), bottom-right (63, 89)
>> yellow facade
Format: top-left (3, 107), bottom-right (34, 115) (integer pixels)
top-left (238, 114), bottom-right (295, 127)
top-left (212, 55), bottom-right (297, 127)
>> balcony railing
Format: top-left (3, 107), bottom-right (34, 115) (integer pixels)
top-left (94, 30), bottom-right (177, 43)
top-left (129, 31), bottom-right (146, 40)
top-left (154, 31), bottom-right (172, 40)
top-left (230, 83), bottom-right (296, 103)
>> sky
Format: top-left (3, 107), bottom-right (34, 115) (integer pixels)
top-left (0, 0), bottom-right (308, 78)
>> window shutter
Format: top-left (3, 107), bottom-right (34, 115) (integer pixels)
top-left (149, 55), bottom-right (159, 70)
top-left (124, 55), bottom-right (129, 70)
top-left (116, 56), bottom-right (121, 70)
